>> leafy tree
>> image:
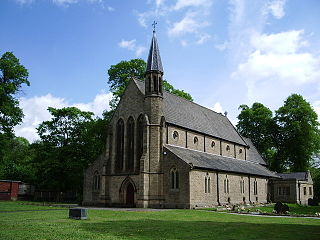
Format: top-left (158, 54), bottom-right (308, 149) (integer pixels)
top-left (310, 167), bottom-right (320, 200)
top-left (34, 107), bottom-right (106, 193)
top-left (275, 94), bottom-right (320, 171)
top-left (237, 94), bottom-right (320, 172)
top-left (0, 137), bottom-right (35, 182)
top-left (0, 52), bottom-right (29, 163)
top-left (107, 59), bottom-right (193, 109)
top-left (236, 103), bottom-right (276, 166)
top-left (0, 52), bottom-right (29, 135)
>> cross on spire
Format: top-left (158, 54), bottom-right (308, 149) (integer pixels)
top-left (152, 21), bottom-right (157, 33)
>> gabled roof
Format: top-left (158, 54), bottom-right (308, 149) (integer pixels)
top-left (134, 79), bottom-right (247, 146)
top-left (146, 32), bottom-right (163, 73)
top-left (165, 145), bottom-right (278, 178)
top-left (278, 172), bottom-right (309, 181)
top-left (242, 137), bottom-right (267, 165)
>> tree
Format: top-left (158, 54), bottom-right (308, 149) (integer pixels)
top-left (0, 137), bottom-right (35, 182)
top-left (236, 103), bottom-right (276, 166)
top-left (310, 167), bottom-right (320, 200)
top-left (34, 107), bottom-right (106, 193)
top-left (107, 59), bottom-right (193, 109)
top-left (275, 94), bottom-right (320, 171)
top-left (0, 52), bottom-right (29, 135)
top-left (237, 94), bottom-right (320, 172)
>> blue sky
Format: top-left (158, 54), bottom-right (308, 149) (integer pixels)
top-left (1, 0), bottom-right (320, 142)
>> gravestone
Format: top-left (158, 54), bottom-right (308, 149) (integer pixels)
top-left (69, 208), bottom-right (88, 220)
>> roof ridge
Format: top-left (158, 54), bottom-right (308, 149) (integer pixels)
top-left (134, 77), bottom-right (228, 118)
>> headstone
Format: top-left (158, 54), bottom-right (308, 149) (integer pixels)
top-left (69, 208), bottom-right (88, 220)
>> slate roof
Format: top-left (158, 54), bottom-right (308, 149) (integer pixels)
top-left (277, 172), bottom-right (308, 181)
top-left (242, 137), bottom-right (267, 165)
top-left (165, 145), bottom-right (279, 178)
top-left (146, 32), bottom-right (163, 73)
top-left (134, 79), bottom-right (247, 146)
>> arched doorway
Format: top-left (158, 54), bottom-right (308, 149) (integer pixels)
top-left (119, 177), bottom-right (136, 207)
top-left (126, 182), bottom-right (135, 207)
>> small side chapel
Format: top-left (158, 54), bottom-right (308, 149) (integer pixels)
top-left (83, 29), bottom-right (279, 208)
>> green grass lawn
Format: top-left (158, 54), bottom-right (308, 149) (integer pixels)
top-left (1, 201), bottom-right (320, 240)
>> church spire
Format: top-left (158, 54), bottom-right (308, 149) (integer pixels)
top-left (146, 22), bottom-right (163, 74)
top-left (145, 22), bottom-right (164, 97)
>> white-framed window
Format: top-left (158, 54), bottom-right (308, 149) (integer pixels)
top-left (170, 168), bottom-right (179, 189)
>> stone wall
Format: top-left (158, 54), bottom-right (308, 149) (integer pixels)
top-left (166, 125), bottom-right (247, 160)
top-left (162, 148), bottom-right (191, 208)
top-left (82, 154), bottom-right (107, 206)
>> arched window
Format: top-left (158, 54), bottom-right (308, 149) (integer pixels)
top-left (126, 117), bottom-right (135, 172)
top-left (170, 168), bottom-right (179, 189)
top-left (136, 115), bottom-right (144, 171)
top-left (194, 136), bottom-right (198, 145)
top-left (224, 175), bottom-right (229, 194)
top-left (205, 173), bottom-right (211, 193)
top-left (116, 119), bottom-right (124, 172)
top-left (211, 141), bottom-right (215, 148)
top-left (93, 171), bottom-right (100, 191)
top-left (239, 148), bottom-right (243, 154)
top-left (226, 145), bottom-right (230, 151)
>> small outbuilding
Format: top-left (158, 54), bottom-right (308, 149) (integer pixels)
top-left (0, 180), bottom-right (21, 201)
top-left (270, 172), bottom-right (314, 205)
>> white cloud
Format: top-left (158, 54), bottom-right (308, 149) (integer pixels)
top-left (168, 12), bottom-right (209, 37)
top-left (197, 33), bottom-right (211, 44)
top-left (118, 39), bottom-right (146, 57)
top-left (14, 91), bottom-right (112, 142)
top-left (233, 30), bottom-right (320, 87)
top-left (16, 0), bottom-right (34, 4)
top-left (107, 6), bottom-right (115, 12)
top-left (215, 41), bottom-right (229, 51)
top-left (266, 0), bottom-right (286, 19)
top-left (173, 0), bottom-right (212, 10)
top-left (52, 0), bottom-right (78, 6)
top-left (313, 101), bottom-right (320, 120)
top-left (212, 102), bottom-right (224, 113)
top-left (181, 39), bottom-right (188, 47)
top-left (250, 30), bottom-right (308, 54)
top-left (136, 1), bottom-right (212, 45)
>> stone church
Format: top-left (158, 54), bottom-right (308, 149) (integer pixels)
top-left (83, 30), bottom-right (281, 208)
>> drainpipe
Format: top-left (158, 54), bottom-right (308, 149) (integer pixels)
top-left (248, 176), bottom-right (251, 204)
top-left (298, 181), bottom-right (301, 205)
top-left (217, 172), bottom-right (220, 206)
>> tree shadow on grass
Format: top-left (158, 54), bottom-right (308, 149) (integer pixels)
top-left (81, 219), bottom-right (320, 240)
